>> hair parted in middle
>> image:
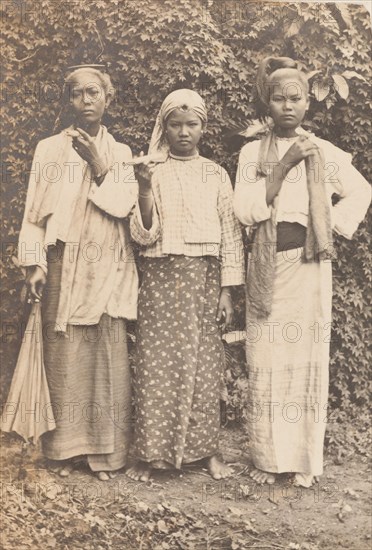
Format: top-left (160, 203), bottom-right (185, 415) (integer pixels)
top-left (256, 56), bottom-right (309, 118)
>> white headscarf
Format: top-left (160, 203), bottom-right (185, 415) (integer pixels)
top-left (148, 89), bottom-right (208, 159)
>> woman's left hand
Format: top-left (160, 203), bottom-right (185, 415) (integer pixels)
top-left (216, 288), bottom-right (234, 329)
top-left (72, 128), bottom-right (106, 177)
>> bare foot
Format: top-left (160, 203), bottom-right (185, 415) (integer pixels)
top-left (151, 460), bottom-right (173, 470)
top-left (96, 471), bottom-right (118, 481)
top-left (126, 461), bottom-right (152, 482)
top-left (48, 460), bottom-right (74, 478)
top-left (293, 473), bottom-right (319, 488)
top-left (250, 468), bottom-right (276, 485)
top-left (59, 463), bottom-right (74, 478)
top-left (206, 455), bottom-right (233, 480)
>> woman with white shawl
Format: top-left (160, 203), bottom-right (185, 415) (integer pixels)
top-left (17, 66), bottom-right (138, 480)
top-left (233, 57), bottom-right (370, 487)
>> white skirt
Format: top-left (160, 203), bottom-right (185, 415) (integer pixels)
top-left (246, 248), bottom-right (332, 476)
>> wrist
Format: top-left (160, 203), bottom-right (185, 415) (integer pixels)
top-left (139, 188), bottom-right (152, 198)
top-left (91, 157), bottom-right (107, 178)
top-left (277, 159), bottom-right (294, 176)
top-left (221, 287), bottom-right (232, 296)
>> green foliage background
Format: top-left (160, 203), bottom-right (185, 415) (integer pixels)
top-left (1, 1), bottom-right (371, 423)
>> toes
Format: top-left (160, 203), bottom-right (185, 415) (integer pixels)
top-left (250, 469), bottom-right (262, 483)
top-left (266, 474), bottom-right (276, 485)
top-left (250, 469), bottom-right (275, 485)
top-left (294, 473), bottom-right (313, 488)
top-left (126, 463), bottom-right (151, 482)
top-left (125, 468), bottom-right (138, 481)
top-left (219, 466), bottom-right (233, 479)
top-left (59, 465), bottom-right (73, 477)
top-left (139, 472), bottom-right (150, 482)
top-left (97, 471), bottom-right (110, 481)
top-left (207, 456), bottom-right (233, 480)
top-left (256, 473), bottom-right (265, 484)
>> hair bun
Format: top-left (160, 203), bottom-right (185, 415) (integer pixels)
top-left (269, 57), bottom-right (297, 73)
top-left (256, 56), bottom-right (302, 115)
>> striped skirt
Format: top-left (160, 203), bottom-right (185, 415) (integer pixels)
top-left (134, 255), bottom-right (225, 469)
top-left (246, 248), bottom-right (332, 477)
top-left (41, 243), bottom-right (132, 471)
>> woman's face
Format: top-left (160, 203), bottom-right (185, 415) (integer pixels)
top-left (165, 109), bottom-right (203, 157)
top-left (69, 73), bottom-right (109, 128)
top-left (268, 75), bottom-right (309, 132)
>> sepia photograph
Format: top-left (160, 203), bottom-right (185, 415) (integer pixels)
top-left (1, 1), bottom-right (371, 548)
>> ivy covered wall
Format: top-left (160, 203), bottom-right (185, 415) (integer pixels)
top-left (1, 1), bottom-right (371, 417)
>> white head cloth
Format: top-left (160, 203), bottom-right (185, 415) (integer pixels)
top-left (148, 89), bottom-right (208, 159)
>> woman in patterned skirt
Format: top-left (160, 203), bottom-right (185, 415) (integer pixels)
top-left (127, 89), bottom-right (245, 481)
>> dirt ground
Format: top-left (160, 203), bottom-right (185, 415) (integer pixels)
top-left (1, 424), bottom-right (370, 550)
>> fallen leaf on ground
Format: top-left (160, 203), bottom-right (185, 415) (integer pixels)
top-left (157, 519), bottom-right (169, 533)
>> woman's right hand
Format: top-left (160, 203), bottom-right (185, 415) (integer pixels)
top-left (133, 152), bottom-right (157, 193)
top-left (26, 266), bottom-right (46, 301)
top-left (281, 136), bottom-right (319, 169)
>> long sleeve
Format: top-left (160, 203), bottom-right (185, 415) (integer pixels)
top-left (326, 144), bottom-right (371, 239)
top-left (88, 143), bottom-right (138, 219)
top-left (218, 169), bottom-right (245, 287)
top-left (18, 141), bottom-right (48, 273)
top-left (233, 141), bottom-right (271, 226)
top-left (130, 197), bottom-right (162, 246)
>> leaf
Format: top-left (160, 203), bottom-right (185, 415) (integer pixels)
top-left (342, 70), bottom-right (367, 83)
top-left (244, 520), bottom-right (258, 534)
top-left (157, 519), bottom-right (169, 533)
top-left (312, 80), bottom-right (330, 102)
top-left (306, 70), bottom-right (321, 81)
top-left (136, 501), bottom-right (149, 512)
top-left (228, 506), bottom-right (243, 517)
top-left (286, 19), bottom-right (303, 38)
top-left (332, 75), bottom-right (349, 100)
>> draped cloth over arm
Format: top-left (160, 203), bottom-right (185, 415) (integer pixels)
top-left (244, 130), bottom-right (332, 318)
top-left (15, 125), bottom-right (138, 471)
top-left (233, 129), bottom-right (370, 480)
top-left (18, 127), bottom-right (139, 330)
top-left (234, 128), bottom-right (370, 319)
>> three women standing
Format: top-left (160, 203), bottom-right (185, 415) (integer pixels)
top-left (17, 62), bottom-right (370, 487)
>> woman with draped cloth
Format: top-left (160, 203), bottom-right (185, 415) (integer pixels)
top-left (18, 66), bottom-right (138, 480)
top-left (233, 57), bottom-right (370, 487)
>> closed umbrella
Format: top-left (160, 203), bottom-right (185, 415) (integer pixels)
top-left (1, 302), bottom-right (56, 443)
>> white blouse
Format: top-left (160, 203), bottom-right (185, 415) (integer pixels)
top-left (130, 154), bottom-right (245, 287)
top-left (233, 130), bottom-right (370, 240)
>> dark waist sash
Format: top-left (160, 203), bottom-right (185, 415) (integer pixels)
top-left (276, 222), bottom-right (306, 252)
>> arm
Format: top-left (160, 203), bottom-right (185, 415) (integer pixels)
top-left (88, 143), bottom-right (138, 218)
top-left (129, 160), bottom-right (162, 246)
top-left (233, 142), bottom-right (271, 226)
top-left (217, 169), bottom-right (245, 327)
top-left (18, 141), bottom-right (48, 274)
top-left (18, 141), bottom-right (48, 299)
top-left (135, 161), bottom-right (155, 230)
top-left (219, 170), bottom-right (245, 287)
top-left (130, 198), bottom-right (161, 246)
top-left (327, 146), bottom-right (371, 239)
top-left (233, 138), bottom-right (320, 224)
